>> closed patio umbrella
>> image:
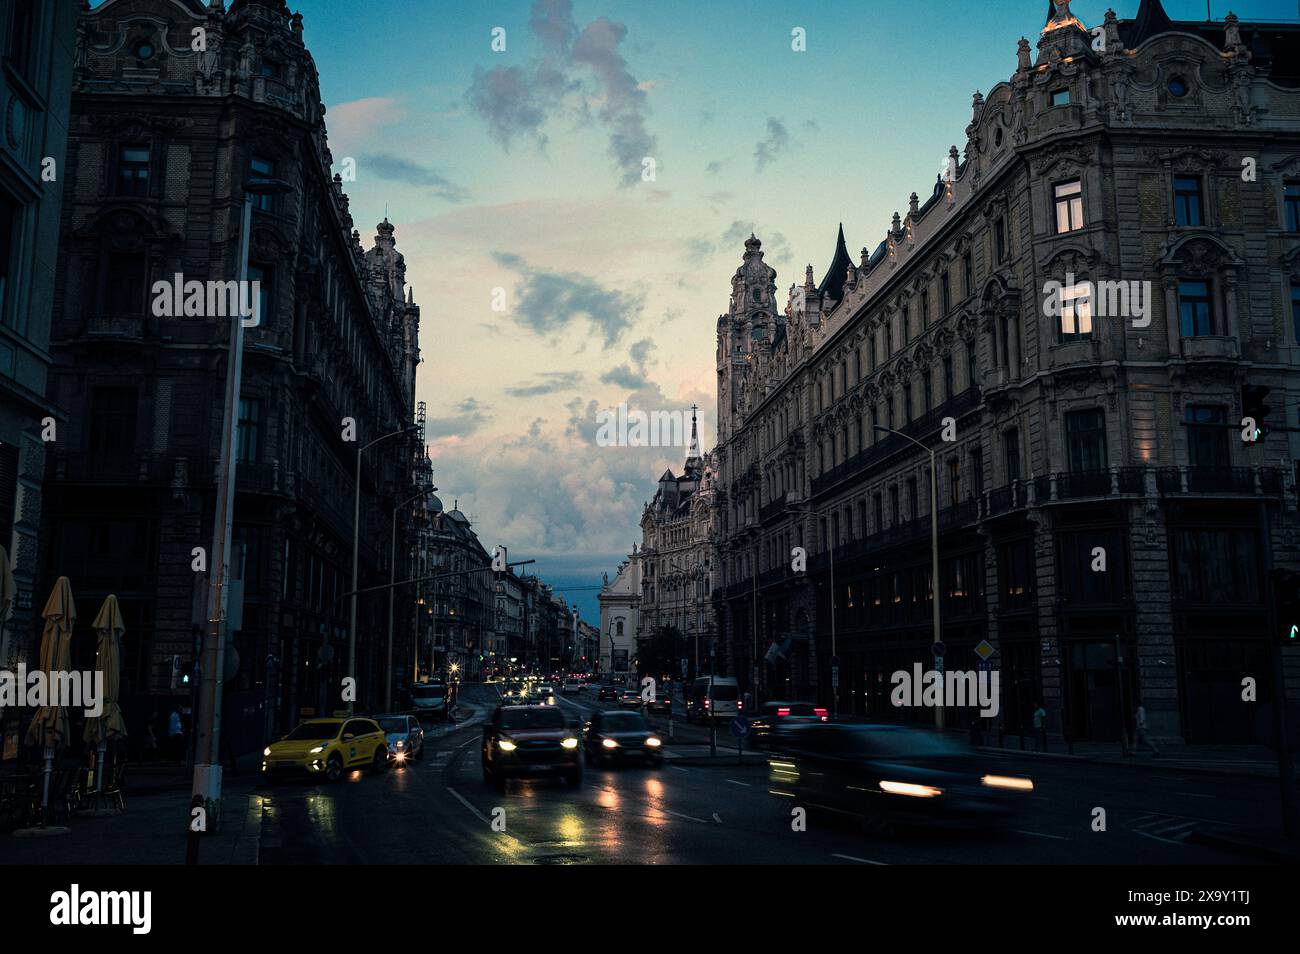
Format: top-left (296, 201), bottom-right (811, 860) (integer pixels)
top-left (85, 595), bottom-right (126, 810)
top-left (24, 576), bottom-right (76, 826)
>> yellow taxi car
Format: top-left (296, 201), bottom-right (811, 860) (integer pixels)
top-left (261, 717), bottom-right (391, 782)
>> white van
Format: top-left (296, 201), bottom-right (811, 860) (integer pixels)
top-left (688, 676), bottom-right (741, 723)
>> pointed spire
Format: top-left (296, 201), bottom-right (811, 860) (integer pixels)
top-left (685, 404), bottom-right (702, 473)
top-left (1128, 0), bottom-right (1173, 46)
top-left (817, 224), bottom-right (853, 301)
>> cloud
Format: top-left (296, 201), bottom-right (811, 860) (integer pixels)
top-left (600, 363), bottom-right (650, 389)
top-left (683, 221), bottom-right (794, 267)
top-left (505, 370), bottom-right (585, 397)
top-left (425, 397), bottom-right (493, 439)
top-left (327, 97), bottom-right (405, 148)
top-left (464, 0), bottom-right (655, 186)
top-left (754, 117), bottom-right (791, 172)
top-left (492, 251), bottom-right (643, 347)
top-left (704, 160), bottom-right (723, 175)
top-left (360, 153), bottom-right (470, 203)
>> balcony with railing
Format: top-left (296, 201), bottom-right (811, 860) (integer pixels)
top-left (759, 493), bottom-right (788, 525)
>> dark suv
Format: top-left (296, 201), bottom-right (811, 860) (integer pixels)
top-left (482, 705), bottom-right (582, 789)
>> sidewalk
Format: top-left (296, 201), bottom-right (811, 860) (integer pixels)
top-left (973, 732), bottom-right (1292, 780)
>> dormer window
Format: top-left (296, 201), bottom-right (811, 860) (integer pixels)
top-left (1050, 89), bottom-right (1070, 107)
top-left (1167, 76), bottom-right (1189, 98)
top-left (131, 38), bottom-right (156, 62)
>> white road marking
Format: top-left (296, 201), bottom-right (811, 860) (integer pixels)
top-left (725, 779), bottom-right (751, 787)
top-left (661, 808), bottom-right (710, 824)
top-left (712, 813), bottom-right (723, 823)
top-left (667, 765), bottom-right (689, 773)
top-left (1014, 829), bottom-right (1071, 841)
top-left (1134, 829), bottom-right (1191, 847)
top-left (832, 853), bottom-right (887, 865)
top-left (446, 786), bottom-right (491, 826)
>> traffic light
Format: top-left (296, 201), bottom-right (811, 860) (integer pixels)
top-left (1242, 384), bottom-right (1272, 441)
top-left (1271, 568), bottom-right (1300, 645)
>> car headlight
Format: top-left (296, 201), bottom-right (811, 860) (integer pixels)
top-left (498, 739), bottom-right (517, 751)
top-left (309, 744), bottom-right (326, 754)
top-left (263, 747), bottom-right (272, 757)
top-left (394, 739), bottom-right (406, 749)
top-left (602, 738), bottom-right (619, 749)
top-left (982, 774), bottom-right (1033, 791)
top-left (646, 737), bottom-right (662, 747)
top-left (561, 738), bottom-right (578, 749)
top-left (879, 780), bottom-right (942, 798)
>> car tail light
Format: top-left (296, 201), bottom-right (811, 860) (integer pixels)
top-left (737, 700), bottom-right (743, 710)
top-left (777, 707), bottom-right (790, 717)
top-left (815, 708), bottom-right (828, 721)
top-left (704, 698), bottom-right (711, 709)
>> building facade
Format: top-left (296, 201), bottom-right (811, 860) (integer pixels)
top-left (40, 0), bottom-right (420, 744)
top-left (598, 547), bottom-right (640, 681)
top-left (424, 503), bottom-right (494, 681)
top-left (713, 0), bottom-right (1300, 744)
top-left (635, 409), bottom-right (718, 681)
top-left (0, 0), bottom-right (77, 669)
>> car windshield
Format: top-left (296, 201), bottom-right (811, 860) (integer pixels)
top-left (285, 722), bottom-right (341, 741)
top-left (378, 718), bottom-right (407, 733)
top-left (838, 727), bottom-right (965, 758)
top-left (602, 713), bottom-right (649, 731)
top-left (500, 708), bottom-right (567, 729)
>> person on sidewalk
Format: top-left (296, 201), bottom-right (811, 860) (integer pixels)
top-left (1033, 701), bottom-right (1048, 752)
top-left (168, 707), bottom-right (185, 762)
top-left (1134, 699), bottom-right (1161, 757)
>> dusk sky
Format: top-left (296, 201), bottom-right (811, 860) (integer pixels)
top-left (277, 0), bottom-right (1295, 619)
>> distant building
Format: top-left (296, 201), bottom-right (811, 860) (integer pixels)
top-left (0, 0), bottom-right (77, 669)
top-left (598, 548), bottom-right (640, 680)
top-left (636, 408), bottom-right (717, 680)
top-left (425, 502), bottom-right (493, 680)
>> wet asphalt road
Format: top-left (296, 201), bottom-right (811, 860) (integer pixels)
top-left (250, 683), bottom-right (1273, 865)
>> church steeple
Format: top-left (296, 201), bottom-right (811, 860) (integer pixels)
top-left (685, 403), bottom-right (703, 475)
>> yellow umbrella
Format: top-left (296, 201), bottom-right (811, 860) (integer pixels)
top-left (85, 595), bottom-right (127, 745)
top-left (26, 576), bottom-right (76, 749)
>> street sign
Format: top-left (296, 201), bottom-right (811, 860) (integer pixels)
top-left (730, 716), bottom-right (749, 739)
top-left (974, 639), bottom-right (995, 661)
top-left (931, 641), bottom-right (946, 657)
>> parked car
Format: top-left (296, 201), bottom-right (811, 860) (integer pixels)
top-left (262, 718), bottom-right (390, 782)
top-left (767, 723), bottom-right (1034, 833)
top-left (481, 705), bottom-right (582, 788)
top-left (375, 713), bottom-right (425, 765)
top-left (409, 682), bottom-right (450, 719)
top-left (747, 701), bottom-right (827, 748)
top-left (583, 710), bottom-right (663, 767)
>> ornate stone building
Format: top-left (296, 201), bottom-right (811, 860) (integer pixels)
top-left (424, 502), bottom-right (494, 681)
top-left (598, 548), bottom-right (640, 681)
top-left (0, 0), bottom-right (77, 671)
top-left (635, 409), bottom-right (718, 681)
top-left (713, 0), bottom-right (1300, 744)
top-left (40, 0), bottom-right (421, 744)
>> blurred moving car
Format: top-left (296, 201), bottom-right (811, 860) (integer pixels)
top-left (597, 685), bottom-right (620, 702)
top-left (481, 705), bottom-right (582, 788)
top-left (376, 713), bottom-right (425, 766)
top-left (646, 692), bottom-right (673, 713)
top-left (687, 675), bottom-right (741, 723)
top-left (409, 682), bottom-right (450, 720)
top-left (262, 718), bottom-right (390, 782)
top-left (583, 710), bottom-right (663, 767)
top-left (535, 684), bottom-right (556, 701)
top-left (561, 680), bottom-right (583, 695)
top-left (747, 701), bottom-right (827, 748)
top-left (617, 689), bottom-right (642, 709)
top-left (767, 723), bottom-right (1034, 833)
top-left (502, 681), bottom-right (526, 703)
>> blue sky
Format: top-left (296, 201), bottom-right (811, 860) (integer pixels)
top-left (280, 0), bottom-right (1298, 618)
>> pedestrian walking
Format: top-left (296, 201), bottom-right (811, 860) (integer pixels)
top-left (1032, 701), bottom-right (1048, 752)
top-left (1134, 699), bottom-right (1161, 757)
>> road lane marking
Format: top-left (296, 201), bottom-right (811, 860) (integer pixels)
top-left (667, 765), bottom-right (688, 773)
top-left (832, 853), bottom-right (887, 865)
top-left (661, 808), bottom-right (709, 824)
top-left (1014, 829), bottom-right (1070, 841)
top-left (446, 786), bottom-right (491, 826)
top-left (712, 813), bottom-right (723, 823)
top-left (725, 779), bottom-right (751, 787)
top-left (1173, 791), bottom-right (1215, 799)
top-left (1134, 829), bottom-right (1191, 847)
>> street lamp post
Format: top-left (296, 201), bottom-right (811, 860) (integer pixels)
top-left (875, 424), bottom-right (943, 730)
top-left (349, 424), bottom-right (419, 716)
top-left (387, 485), bottom-right (436, 712)
top-left (191, 177), bottom-right (292, 839)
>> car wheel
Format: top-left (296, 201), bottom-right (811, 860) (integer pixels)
top-left (325, 753), bottom-right (344, 782)
top-left (371, 747), bottom-right (389, 774)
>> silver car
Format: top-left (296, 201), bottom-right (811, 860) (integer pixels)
top-left (376, 714), bottom-right (425, 766)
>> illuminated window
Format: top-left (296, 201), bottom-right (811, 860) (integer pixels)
top-left (1054, 179), bottom-right (1084, 233)
top-left (1060, 281), bottom-right (1093, 341)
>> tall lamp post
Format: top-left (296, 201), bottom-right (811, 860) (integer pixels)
top-left (348, 423), bottom-right (419, 716)
top-left (192, 176), bottom-right (293, 833)
top-left (874, 424), bottom-right (943, 730)
top-left (386, 484), bottom-right (436, 712)
top-left (788, 506), bottom-right (836, 717)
